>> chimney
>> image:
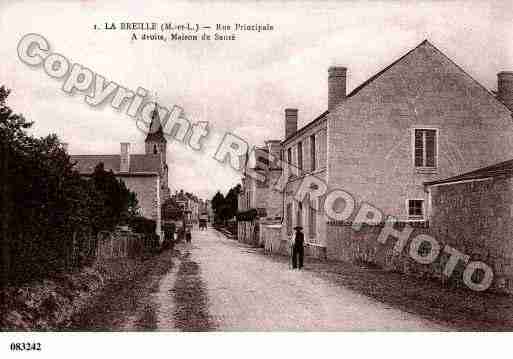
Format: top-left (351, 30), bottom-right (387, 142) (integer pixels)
top-left (285, 108), bottom-right (298, 139)
top-left (120, 142), bottom-right (130, 173)
top-left (498, 71), bottom-right (513, 112)
top-left (328, 66), bottom-right (347, 111)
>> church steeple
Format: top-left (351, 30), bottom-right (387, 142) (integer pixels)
top-left (145, 104), bottom-right (167, 160)
top-left (145, 104), bottom-right (167, 144)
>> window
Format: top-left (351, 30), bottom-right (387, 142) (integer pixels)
top-left (414, 129), bottom-right (437, 168)
top-left (297, 141), bottom-right (303, 172)
top-left (310, 134), bottom-right (316, 171)
top-left (297, 201), bottom-right (303, 227)
top-left (153, 144), bottom-right (158, 154)
top-left (309, 203), bottom-right (316, 238)
top-left (287, 147), bottom-right (292, 165)
top-left (286, 203), bottom-right (293, 235)
top-left (408, 199), bottom-right (424, 220)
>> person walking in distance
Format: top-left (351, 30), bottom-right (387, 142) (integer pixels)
top-left (291, 226), bottom-right (304, 270)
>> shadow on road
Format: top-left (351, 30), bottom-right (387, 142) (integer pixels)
top-left (172, 250), bottom-right (215, 331)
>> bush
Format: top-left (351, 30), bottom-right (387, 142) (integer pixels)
top-left (0, 86), bottom-right (140, 286)
top-left (128, 216), bottom-right (157, 235)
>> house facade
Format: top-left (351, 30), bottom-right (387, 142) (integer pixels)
top-left (71, 108), bottom-right (171, 239)
top-left (238, 141), bottom-right (283, 245)
top-left (281, 109), bottom-right (329, 257)
top-left (280, 40), bottom-right (513, 260)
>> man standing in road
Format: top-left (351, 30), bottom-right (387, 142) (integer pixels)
top-left (291, 226), bottom-right (304, 270)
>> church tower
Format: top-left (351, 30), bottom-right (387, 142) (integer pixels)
top-left (145, 105), bottom-right (169, 199)
top-left (145, 105), bottom-right (167, 163)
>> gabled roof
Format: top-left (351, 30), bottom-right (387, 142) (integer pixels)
top-left (71, 155), bottom-right (120, 173)
top-left (424, 159), bottom-right (513, 186)
top-left (346, 39), bottom-right (503, 108)
top-left (283, 39), bottom-right (508, 145)
top-left (71, 153), bottom-right (161, 175)
top-left (346, 40), bottom-right (430, 99)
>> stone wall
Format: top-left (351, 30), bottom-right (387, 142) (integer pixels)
top-left (430, 178), bottom-right (513, 292)
top-left (326, 222), bottom-right (432, 273)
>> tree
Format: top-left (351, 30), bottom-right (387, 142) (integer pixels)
top-left (0, 85), bottom-right (141, 284)
top-left (90, 162), bottom-right (140, 232)
top-left (211, 191), bottom-right (225, 223)
top-left (210, 184), bottom-right (241, 224)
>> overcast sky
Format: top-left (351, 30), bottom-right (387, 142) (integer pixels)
top-left (1, 0), bottom-right (512, 199)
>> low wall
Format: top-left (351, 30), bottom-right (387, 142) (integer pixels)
top-left (326, 222), bottom-right (427, 268)
top-left (238, 220), bottom-right (259, 246)
top-left (261, 224), bottom-right (282, 254)
top-left (326, 221), bottom-right (464, 284)
top-left (261, 223), bottom-right (327, 259)
top-left (326, 213), bottom-right (513, 294)
top-left (96, 230), bottom-right (161, 261)
top-left (430, 178), bottom-right (513, 293)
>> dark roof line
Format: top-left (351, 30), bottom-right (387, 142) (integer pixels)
top-left (282, 110), bottom-right (329, 145)
top-left (346, 40), bottom-right (429, 99)
top-left (71, 154), bottom-right (120, 158)
top-left (80, 172), bottom-right (159, 178)
top-left (281, 40), bottom-right (430, 145)
top-left (424, 159), bottom-right (513, 186)
top-left (282, 38), bottom-right (508, 146)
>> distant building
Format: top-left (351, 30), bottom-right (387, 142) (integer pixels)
top-left (71, 107), bottom-right (171, 239)
top-left (170, 190), bottom-right (203, 224)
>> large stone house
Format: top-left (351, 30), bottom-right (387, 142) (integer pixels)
top-left (71, 108), bottom-right (171, 239)
top-left (280, 40), bottom-right (513, 260)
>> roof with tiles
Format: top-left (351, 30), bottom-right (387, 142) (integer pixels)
top-left (71, 153), bottom-right (161, 175)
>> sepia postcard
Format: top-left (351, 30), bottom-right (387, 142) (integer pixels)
top-left (1, 0), bottom-right (512, 357)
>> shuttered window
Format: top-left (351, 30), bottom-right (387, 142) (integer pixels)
top-left (414, 129), bottom-right (437, 168)
top-left (310, 135), bottom-right (316, 171)
top-left (297, 201), bottom-right (303, 227)
top-left (309, 204), bottom-right (316, 238)
top-left (286, 203), bottom-right (293, 235)
top-left (297, 141), bottom-right (303, 172)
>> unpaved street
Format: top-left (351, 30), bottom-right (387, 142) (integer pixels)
top-left (71, 228), bottom-right (449, 331)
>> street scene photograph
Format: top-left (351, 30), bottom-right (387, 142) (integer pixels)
top-left (1, 0), bottom-right (513, 357)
